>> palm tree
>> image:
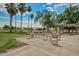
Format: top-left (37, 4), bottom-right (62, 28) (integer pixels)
top-left (5, 3), bottom-right (17, 32)
top-left (42, 10), bottom-right (55, 32)
top-left (61, 4), bottom-right (78, 24)
top-left (56, 13), bottom-right (64, 24)
top-left (27, 6), bottom-right (32, 30)
top-left (18, 3), bottom-right (26, 32)
top-left (30, 13), bottom-right (34, 31)
top-left (34, 11), bottom-right (42, 23)
top-left (14, 8), bottom-right (18, 32)
top-left (35, 10), bottom-right (56, 32)
top-left (56, 4), bottom-right (79, 33)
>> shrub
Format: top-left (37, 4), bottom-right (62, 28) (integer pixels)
top-left (3, 25), bottom-right (9, 30)
top-left (36, 28), bottom-right (45, 30)
top-left (3, 25), bottom-right (16, 31)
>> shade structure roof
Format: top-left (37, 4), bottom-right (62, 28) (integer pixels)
top-left (55, 22), bottom-right (79, 28)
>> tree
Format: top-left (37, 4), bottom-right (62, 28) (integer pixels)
top-left (55, 13), bottom-right (64, 24)
top-left (3, 25), bottom-right (9, 30)
top-left (18, 3), bottom-right (26, 32)
top-left (42, 10), bottom-right (56, 32)
top-left (27, 6), bottom-right (32, 29)
top-left (5, 3), bottom-right (17, 32)
top-left (30, 13), bottom-right (34, 30)
top-left (55, 4), bottom-right (79, 33)
top-left (35, 10), bottom-right (56, 32)
top-left (34, 10), bottom-right (44, 28)
top-left (56, 4), bottom-right (79, 24)
top-left (14, 6), bottom-right (18, 32)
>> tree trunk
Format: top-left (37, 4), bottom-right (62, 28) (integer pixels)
top-left (20, 14), bottom-right (22, 32)
top-left (15, 15), bottom-right (16, 32)
top-left (28, 15), bottom-right (29, 30)
top-left (68, 29), bottom-right (70, 33)
top-left (43, 25), bottom-right (45, 31)
top-left (31, 18), bottom-right (32, 32)
top-left (10, 15), bottom-right (13, 32)
top-left (46, 25), bottom-right (49, 32)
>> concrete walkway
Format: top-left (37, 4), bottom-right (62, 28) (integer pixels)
top-left (1, 34), bottom-right (79, 56)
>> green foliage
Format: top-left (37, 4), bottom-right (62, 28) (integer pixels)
top-left (5, 3), bottom-right (17, 16)
top-left (5, 3), bottom-right (18, 32)
top-left (18, 3), bottom-right (27, 32)
top-left (56, 4), bottom-right (79, 24)
top-left (27, 6), bottom-right (32, 13)
top-left (30, 13), bottom-right (34, 19)
top-left (3, 25), bottom-right (9, 30)
top-left (18, 3), bottom-right (26, 14)
top-left (3, 25), bottom-right (17, 31)
top-left (36, 28), bottom-right (45, 30)
top-left (35, 10), bottom-right (57, 32)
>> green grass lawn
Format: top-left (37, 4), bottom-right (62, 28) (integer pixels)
top-left (0, 32), bottom-right (27, 52)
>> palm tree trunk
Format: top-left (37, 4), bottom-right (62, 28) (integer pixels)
top-left (20, 14), bottom-right (22, 32)
top-left (28, 19), bottom-right (29, 29)
top-left (44, 25), bottom-right (45, 31)
top-left (46, 25), bottom-right (49, 32)
top-left (15, 15), bottom-right (16, 32)
top-left (10, 15), bottom-right (13, 32)
top-left (31, 19), bottom-right (32, 31)
top-left (28, 17), bottom-right (30, 30)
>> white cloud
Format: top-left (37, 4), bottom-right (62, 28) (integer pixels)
top-left (0, 16), bottom-right (9, 20)
top-left (46, 3), bottom-right (53, 5)
top-left (42, 4), bottom-right (46, 7)
top-left (71, 3), bottom-right (79, 6)
top-left (42, 3), bottom-right (52, 7)
top-left (47, 7), bottom-right (53, 11)
top-left (53, 3), bottom-right (66, 7)
top-left (14, 19), bottom-right (42, 28)
top-left (42, 3), bottom-right (67, 12)
top-left (0, 3), bottom-right (4, 11)
top-left (0, 3), bottom-right (6, 12)
top-left (44, 3), bottom-right (67, 9)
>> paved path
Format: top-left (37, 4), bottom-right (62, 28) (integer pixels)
top-left (1, 34), bottom-right (79, 56)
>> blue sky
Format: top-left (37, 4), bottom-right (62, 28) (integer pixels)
top-left (0, 3), bottom-right (77, 28)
